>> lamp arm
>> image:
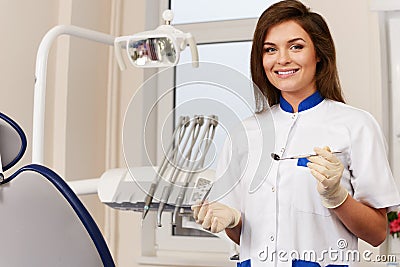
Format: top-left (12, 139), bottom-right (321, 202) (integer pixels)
top-left (32, 25), bottom-right (115, 164)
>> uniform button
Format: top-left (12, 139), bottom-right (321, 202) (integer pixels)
top-left (280, 148), bottom-right (285, 153)
top-left (272, 186), bottom-right (275, 192)
top-left (270, 235), bottom-right (275, 241)
top-left (291, 114), bottom-right (296, 119)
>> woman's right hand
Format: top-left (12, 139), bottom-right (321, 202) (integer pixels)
top-left (191, 201), bottom-right (241, 233)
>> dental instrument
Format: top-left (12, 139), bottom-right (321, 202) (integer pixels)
top-left (271, 151), bottom-right (342, 161)
top-left (157, 115), bottom-right (205, 227)
top-left (142, 116), bottom-right (190, 219)
top-left (172, 115), bottom-right (218, 225)
top-left (200, 183), bottom-right (213, 203)
top-left (142, 116), bottom-right (191, 217)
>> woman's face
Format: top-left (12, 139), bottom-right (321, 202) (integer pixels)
top-left (262, 20), bottom-right (319, 98)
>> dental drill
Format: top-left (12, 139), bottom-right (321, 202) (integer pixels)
top-left (156, 115), bottom-right (204, 227)
top-left (171, 115), bottom-right (218, 225)
top-left (140, 115), bottom-right (218, 226)
top-left (142, 116), bottom-right (190, 219)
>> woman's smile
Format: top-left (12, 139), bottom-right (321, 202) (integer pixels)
top-left (274, 68), bottom-right (300, 78)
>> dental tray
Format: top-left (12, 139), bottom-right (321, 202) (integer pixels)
top-left (98, 166), bottom-right (215, 214)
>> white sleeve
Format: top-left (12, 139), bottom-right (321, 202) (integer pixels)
top-left (349, 112), bottom-right (400, 210)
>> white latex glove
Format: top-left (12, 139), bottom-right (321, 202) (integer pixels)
top-left (307, 146), bottom-right (348, 209)
top-left (191, 201), bottom-right (241, 233)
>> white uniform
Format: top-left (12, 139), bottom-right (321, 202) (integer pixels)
top-left (213, 92), bottom-right (400, 267)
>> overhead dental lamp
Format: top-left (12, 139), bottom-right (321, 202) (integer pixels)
top-left (32, 9), bottom-right (199, 164)
top-left (114, 10), bottom-right (198, 70)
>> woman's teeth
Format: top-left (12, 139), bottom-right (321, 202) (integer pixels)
top-left (277, 70), bottom-right (297, 75)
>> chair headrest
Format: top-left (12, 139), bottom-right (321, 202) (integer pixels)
top-left (0, 112), bottom-right (27, 171)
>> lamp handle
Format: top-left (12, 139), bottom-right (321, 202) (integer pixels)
top-left (186, 33), bottom-right (199, 68)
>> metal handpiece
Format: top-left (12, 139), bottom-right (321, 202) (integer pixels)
top-left (156, 116), bottom-right (203, 226)
top-left (157, 186), bottom-right (172, 227)
top-left (142, 115), bottom-right (219, 226)
top-left (142, 116), bottom-right (189, 219)
top-left (172, 115), bottom-right (218, 225)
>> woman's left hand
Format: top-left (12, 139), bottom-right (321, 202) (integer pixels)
top-left (307, 146), bottom-right (348, 209)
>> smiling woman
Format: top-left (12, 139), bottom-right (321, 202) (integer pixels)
top-left (191, 1), bottom-right (400, 266)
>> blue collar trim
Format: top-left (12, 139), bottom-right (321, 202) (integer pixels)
top-left (279, 91), bottom-right (324, 113)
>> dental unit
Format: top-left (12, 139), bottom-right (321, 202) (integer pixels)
top-left (30, 9), bottom-right (216, 226)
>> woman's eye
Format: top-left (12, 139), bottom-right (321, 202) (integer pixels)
top-left (290, 44), bottom-right (304, 50)
top-left (264, 47), bottom-right (276, 53)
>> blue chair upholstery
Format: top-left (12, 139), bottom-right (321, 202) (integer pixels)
top-left (0, 112), bottom-right (115, 267)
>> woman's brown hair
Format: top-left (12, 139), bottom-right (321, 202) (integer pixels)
top-left (251, 0), bottom-right (345, 112)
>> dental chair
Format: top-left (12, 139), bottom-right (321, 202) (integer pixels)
top-left (0, 112), bottom-right (115, 266)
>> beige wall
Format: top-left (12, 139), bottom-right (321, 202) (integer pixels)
top-left (0, 0), bottom-right (58, 169)
top-left (0, 0), bottom-right (389, 267)
top-left (305, 0), bottom-right (383, 124)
